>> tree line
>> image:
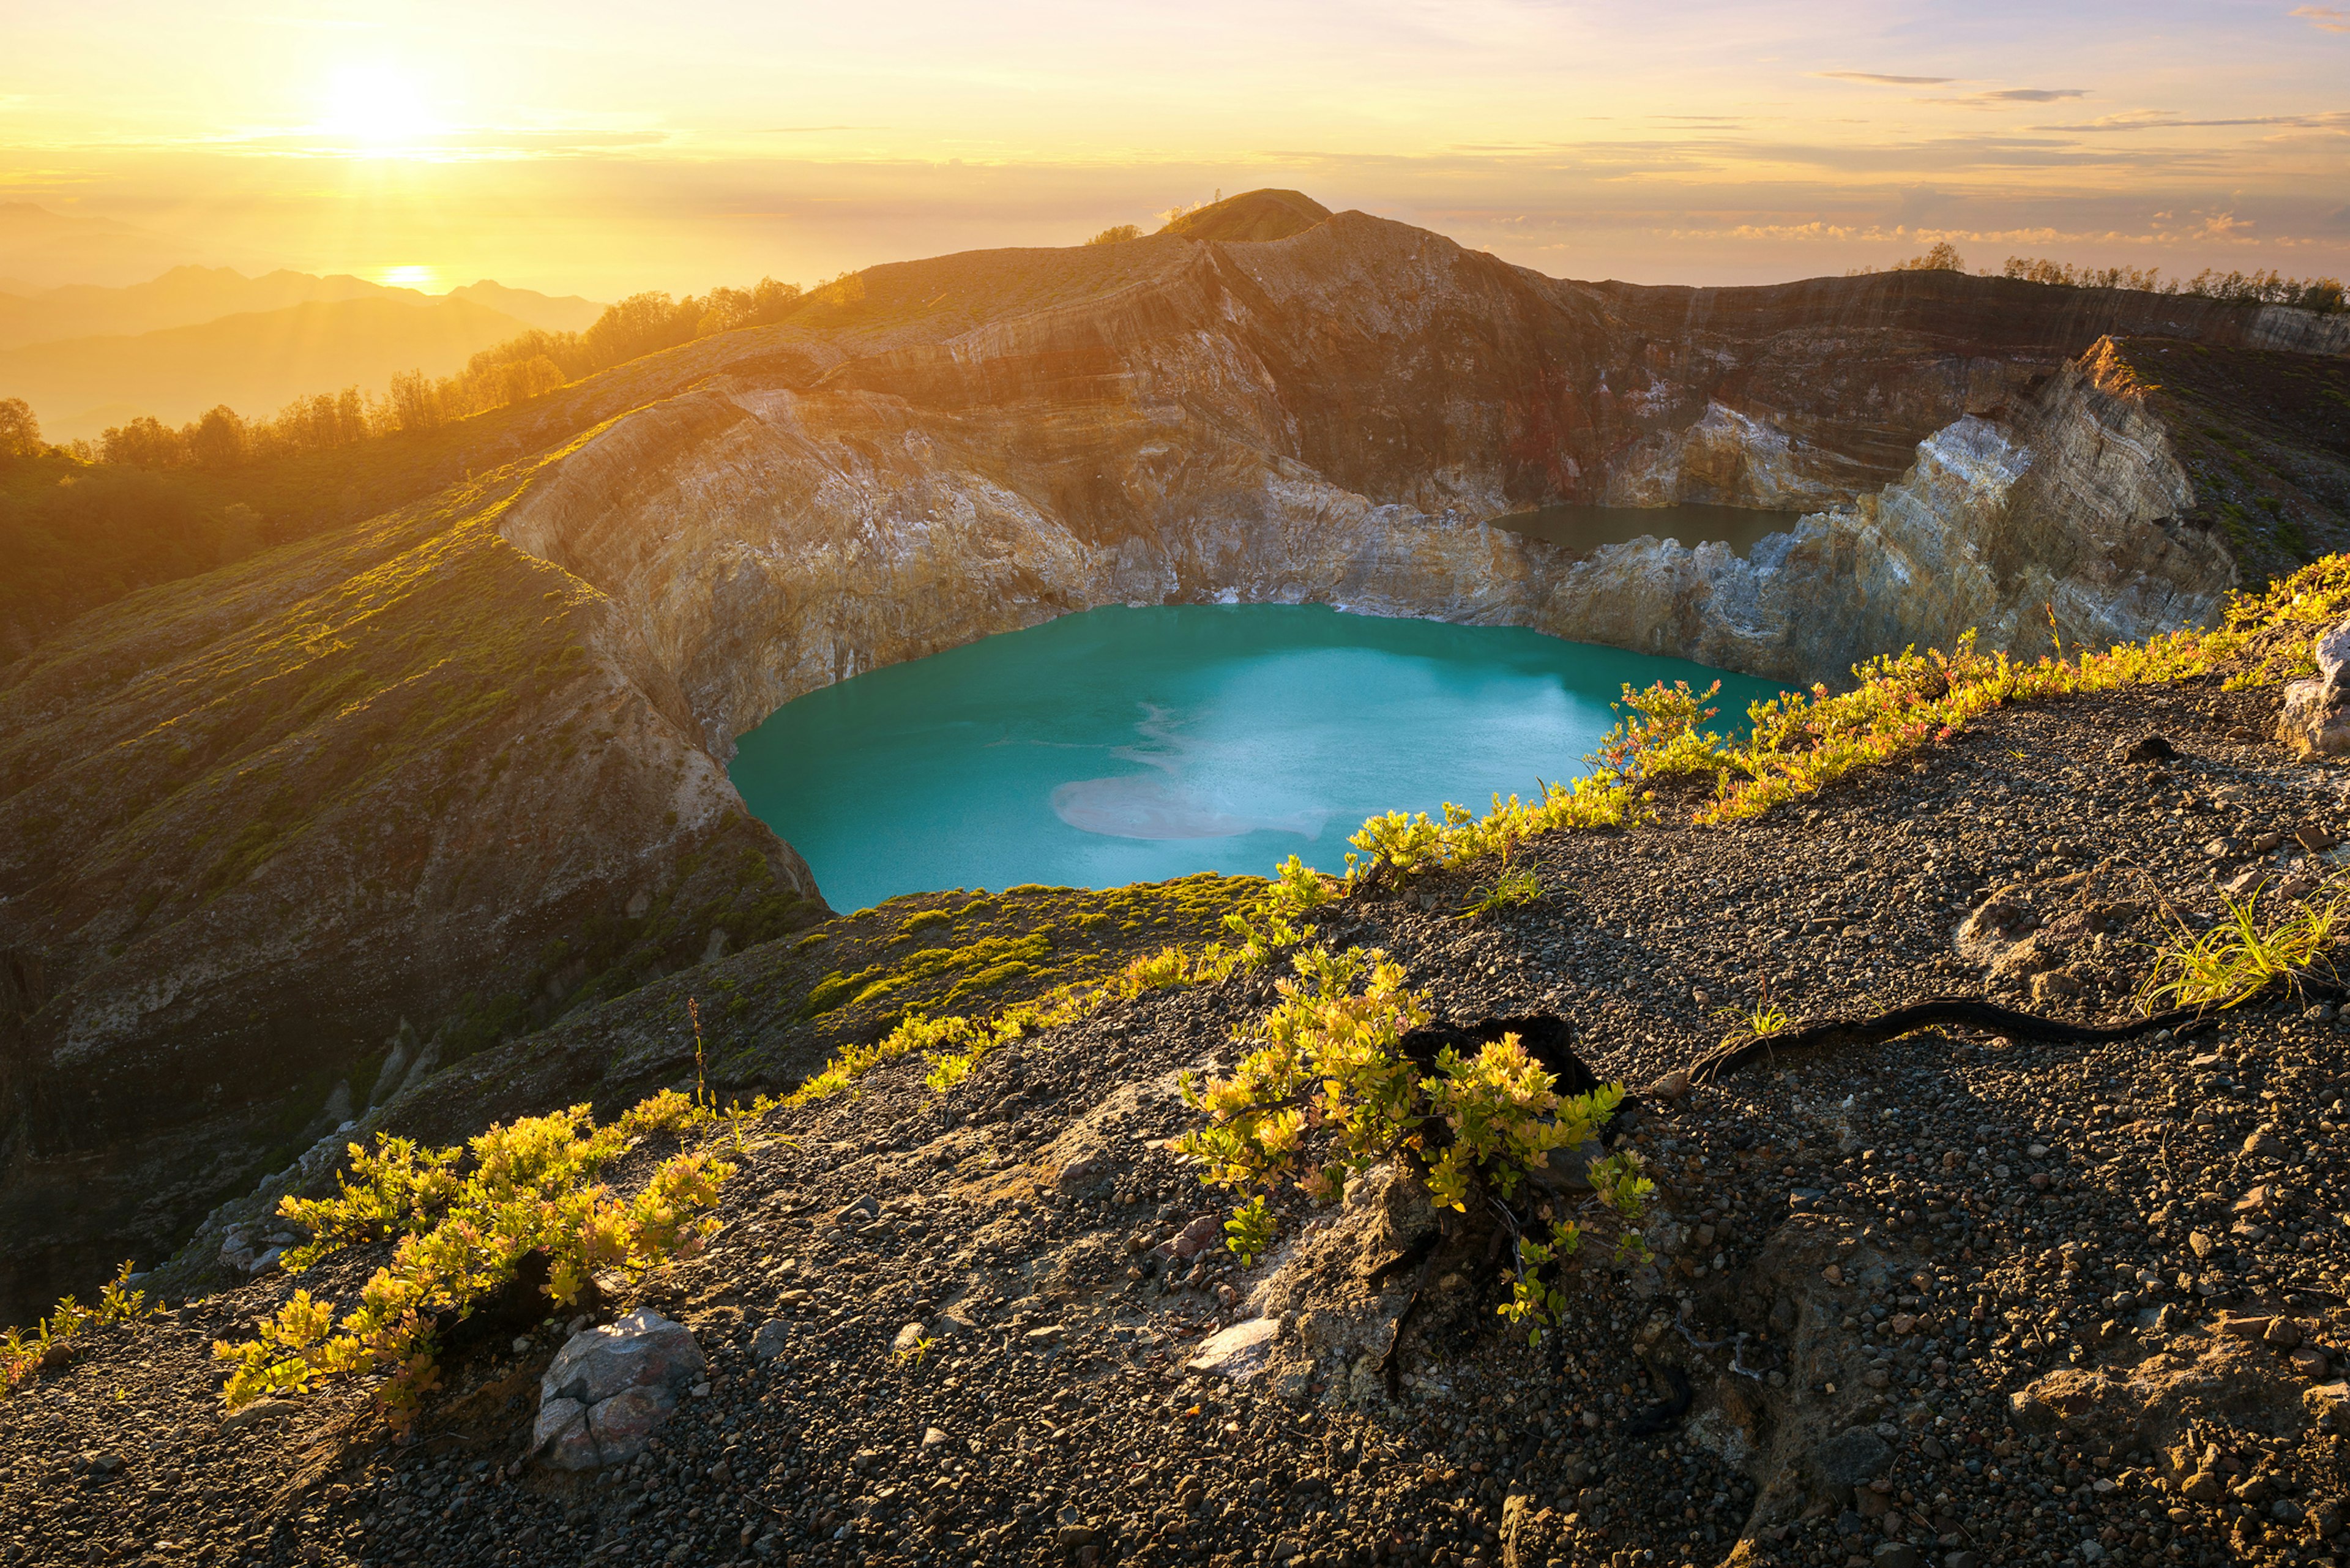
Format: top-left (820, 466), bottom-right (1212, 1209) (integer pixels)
top-left (84, 277), bottom-right (807, 471)
top-left (1874, 243), bottom-right (2344, 314)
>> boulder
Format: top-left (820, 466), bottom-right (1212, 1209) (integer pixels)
top-left (533, 1308), bottom-right (705, 1470)
top-left (2277, 618), bottom-right (2350, 756)
top-left (586, 1385), bottom-right (681, 1455)
top-left (532, 1397), bottom-right (595, 1470)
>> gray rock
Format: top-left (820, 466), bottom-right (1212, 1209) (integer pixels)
top-left (1187, 1317), bottom-right (1278, 1381)
top-left (534, 1308), bottom-right (704, 1470)
top-left (1872, 1547), bottom-right (1920, 1568)
top-left (540, 1307), bottom-right (704, 1408)
top-left (2278, 619), bottom-right (2350, 756)
top-left (533, 1397), bottom-right (594, 1469)
top-left (1809, 1427), bottom-right (1894, 1491)
top-left (750, 1319), bottom-right (794, 1362)
top-left (586, 1385), bottom-right (679, 1458)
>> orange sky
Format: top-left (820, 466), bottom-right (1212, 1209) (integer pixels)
top-left (3, 0), bottom-right (2345, 295)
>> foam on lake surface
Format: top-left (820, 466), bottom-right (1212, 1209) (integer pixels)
top-left (729, 605), bottom-right (1787, 911)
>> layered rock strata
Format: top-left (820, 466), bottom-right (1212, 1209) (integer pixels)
top-left (502, 271), bottom-right (2242, 755)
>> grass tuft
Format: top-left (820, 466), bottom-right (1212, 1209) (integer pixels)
top-left (2138, 888), bottom-right (2346, 1013)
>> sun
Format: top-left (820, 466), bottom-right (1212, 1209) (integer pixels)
top-left (321, 65), bottom-right (438, 148)
top-left (380, 265), bottom-right (438, 289)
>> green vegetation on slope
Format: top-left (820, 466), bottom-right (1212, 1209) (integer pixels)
top-left (691, 873), bottom-right (1261, 1081)
top-left (0, 422), bottom-right (819, 1139)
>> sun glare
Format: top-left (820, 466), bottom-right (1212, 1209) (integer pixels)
top-left (322, 65), bottom-right (438, 149)
top-left (380, 264), bottom-right (437, 289)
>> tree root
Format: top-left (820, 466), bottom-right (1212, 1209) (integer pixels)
top-left (1362, 1014), bottom-right (1640, 1398)
top-left (1366, 1230), bottom-right (1440, 1290)
top-left (1377, 1236), bottom-right (1448, 1402)
top-left (1682, 990), bottom-right (2269, 1086)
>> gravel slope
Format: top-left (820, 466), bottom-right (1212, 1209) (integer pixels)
top-left (5, 678), bottom-right (2349, 1568)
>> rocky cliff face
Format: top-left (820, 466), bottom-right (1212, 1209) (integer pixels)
top-left (497, 209), bottom-right (2299, 755)
top-left (2, 191), bottom-right (2342, 1323)
top-left (1536, 353), bottom-right (2231, 674)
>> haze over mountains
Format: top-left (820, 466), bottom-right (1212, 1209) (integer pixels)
top-left (0, 201), bottom-right (236, 293)
top-left (0, 264), bottom-right (602, 348)
top-left (0, 207), bottom-right (605, 438)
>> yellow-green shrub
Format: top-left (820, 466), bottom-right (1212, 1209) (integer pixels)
top-left (2138, 884), bottom-right (2347, 1012)
top-left (215, 1101), bottom-right (732, 1429)
top-left (1173, 944), bottom-right (1645, 1335)
top-left (1, 1261), bottom-right (158, 1398)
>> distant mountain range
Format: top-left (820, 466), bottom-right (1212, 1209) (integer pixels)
top-left (0, 264), bottom-right (606, 438)
top-left (0, 201), bottom-right (244, 292)
top-left (0, 294), bottom-right (546, 438)
top-left (0, 264), bottom-right (604, 349)
top-left (442, 279), bottom-right (604, 334)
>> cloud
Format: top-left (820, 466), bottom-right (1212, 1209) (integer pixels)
top-left (2040, 108), bottom-right (2350, 132)
top-left (1814, 71), bottom-right (1956, 86)
top-left (755, 125), bottom-right (881, 134)
top-left (1931, 88), bottom-right (2091, 108)
top-left (2291, 6), bottom-right (2350, 32)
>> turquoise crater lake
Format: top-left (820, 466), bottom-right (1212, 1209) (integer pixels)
top-left (729, 605), bottom-right (1788, 912)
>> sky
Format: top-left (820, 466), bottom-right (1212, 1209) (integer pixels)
top-left (2, 0), bottom-right (2346, 297)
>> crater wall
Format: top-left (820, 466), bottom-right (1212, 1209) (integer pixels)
top-left (498, 215), bottom-right (2258, 756)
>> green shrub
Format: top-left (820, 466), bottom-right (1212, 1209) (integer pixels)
top-left (1173, 944), bottom-right (1649, 1336)
top-left (2138, 886), bottom-right (2346, 1012)
top-left (1, 1262), bottom-right (159, 1398)
top-left (214, 1092), bottom-right (729, 1431)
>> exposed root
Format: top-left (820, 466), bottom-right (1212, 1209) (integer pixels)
top-left (1683, 990), bottom-right (2256, 1085)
